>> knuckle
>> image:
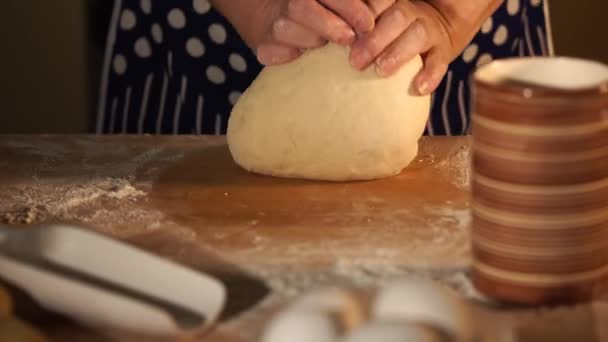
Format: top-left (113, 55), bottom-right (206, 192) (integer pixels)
top-left (391, 1), bottom-right (411, 22)
top-left (426, 53), bottom-right (449, 75)
top-left (371, 0), bottom-right (397, 16)
top-left (434, 61), bottom-right (449, 75)
top-left (366, 0), bottom-right (382, 16)
top-left (352, 11), bottom-right (375, 31)
top-left (340, 0), bottom-right (362, 17)
top-left (364, 36), bottom-right (383, 55)
top-left (380, 8), bottom-right (409, 30)
top-left (410, 20), bottom-right (427, 41)
top-left (272, 17), bottom-right (289, 36)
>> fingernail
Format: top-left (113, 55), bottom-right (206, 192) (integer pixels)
top-left (375, 56), bottom-right (396, 77)
top-left (338, 28), bottom-right (356, 45)
top-left (418, 81), bottom-right (429, 95)
top-left (350, 49), bottom-right (371, 70)
top-left (256, 47), bottom-right (280, 65)
top-left (355, 16), bottom-right (374, 34)
top-left (256, 48), bottom-right (271, 65)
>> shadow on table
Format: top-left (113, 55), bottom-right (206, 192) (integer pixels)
top-left (149, 143), bottom-right (367, 188)
top-left (1, 230), bottom-right (269, 341)
top-left (125, 229), bottom-right (270, 322)
top-left (146, 141), bottom-right (460, 230)
top-left (1, 278), bottom-right (112, 342)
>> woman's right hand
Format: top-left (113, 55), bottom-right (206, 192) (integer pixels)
top-left (216, 0), bottom-right (376, 65)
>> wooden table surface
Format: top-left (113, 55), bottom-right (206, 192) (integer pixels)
top-left (0, 135), bottom-right (606, 341)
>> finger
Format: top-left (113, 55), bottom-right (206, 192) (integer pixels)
top-left (365, 0), bottom-right (395, 19)
top-left (375, 20), bottom-right (428, 77)
top-left (256, 43), bottom-right (302, 65)
top-left (286, 0), bottom-right (355, 45)
top-left (350, 2), bottom-right (416, 70)
top-left (413, 48), bottom-right (449, 95)
top-left (272, 17), bottom-right (326, 48)
top-left (318, 0), bottom-right (375, 34)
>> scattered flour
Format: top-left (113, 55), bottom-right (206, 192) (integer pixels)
top-left (249, 259), bottom-right (482, 303)
top-left (438, 144), bottom-right (471, 190)
top-left (235, 200), bottom-right (479, 324)
top-left (2, 136), bottom-right (486, 340)
top-left (247, 222), bottom-right (476, 306)
top-left (0, 137), bottom-right (190, 236)
top-left (1, 177), bottom-right (145, 224)
top-left (331, 260), bottom-right (484, 300)
top-left (0, 176), bottom-right (190, 240)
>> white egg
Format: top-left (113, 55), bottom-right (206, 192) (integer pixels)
top-left (342, 321), bottom-right (441, 342)
top-left (372, 278), bottom-right (473, 341)
top-left (291, 288), bottom-right (366, 331)
top-left (260, 310), bottom-right (339, 342)
top-left (292, 288), bottom-right (357, 311)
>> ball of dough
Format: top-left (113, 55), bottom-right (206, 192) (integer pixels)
top-left (260, 310), bottom-right (339, 342)
top-left (343, 321), bottom-right (441, 342)
top-left (372, 279), bottom-right (473, 341)
top-left (227, 43), bottom-right (430, 181)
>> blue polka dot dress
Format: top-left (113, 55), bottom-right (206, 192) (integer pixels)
top-left (96, 0), bottom-right (552, 136)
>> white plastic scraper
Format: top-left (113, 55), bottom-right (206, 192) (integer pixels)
top-left (0, 224), bottom-right (226, 336)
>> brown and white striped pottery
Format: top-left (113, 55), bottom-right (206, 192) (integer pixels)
top-left (471, 57), bottom-right (608, 304)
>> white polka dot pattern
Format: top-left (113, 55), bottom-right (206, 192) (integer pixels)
top-left (481, 17), bottom-right (493, 34)
top-left (462, 44), bottom-right (479, 63)
top-left (493, 25), bottom-right (509, 46)
top-left (134, 37), bottom-right (152, 58)
top-left (100, 0), bottom-right (550, 136)
top-left (229, 53), bottom-right (248, 72)
top-left (113, 54), bottom-right (127, 75)
top-left (206, 65), bottom-right (226, 84)
top-left (193, 0), bottom-right (211, 14)
top-left (507, 0), bottom-right (520, 15)
top-left (208, 23), bottom-right (227, 44)
top-left (186, 37), bottom-right (206, 57)
top-left (151, 23), bottom-right (163, 43)
top-left (477, 53), bottom-right (493, 67)
top-left (120, 9), bottom-right (137, 30)
top-left (228, 91), bottom-right (242, 105)
top-left (167, 8), bottom-right (186, 29)
top-left (140, 0), bottom-right (151, 14)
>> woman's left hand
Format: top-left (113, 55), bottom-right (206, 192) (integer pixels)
top-left (350, 0), bottom-right (502, 96)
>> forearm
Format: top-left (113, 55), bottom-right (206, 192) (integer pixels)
top-left (209, 0), bottom-right (273, 47)
top-left (426, 0), bottom-right (503, 57)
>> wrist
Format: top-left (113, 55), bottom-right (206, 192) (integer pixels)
top-left (424, 0), bottom-right (503, 56)
top-left (210, 0), bottom-right (275, 48)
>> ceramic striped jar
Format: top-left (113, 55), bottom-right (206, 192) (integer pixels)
top-left (471, 57), bottom-right (608, 304)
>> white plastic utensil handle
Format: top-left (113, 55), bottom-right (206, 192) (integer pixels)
top-left (0, 224), bottom-right (226, 335)
top-left (0, 254), bottom-right (181, 335)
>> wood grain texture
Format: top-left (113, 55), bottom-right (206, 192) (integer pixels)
top-left (0, 135), bottom-right (605, 341)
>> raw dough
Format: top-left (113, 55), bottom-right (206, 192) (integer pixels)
top-left (227, 43), bottom-right (430, 181)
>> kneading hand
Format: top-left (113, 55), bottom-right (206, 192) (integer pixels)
top-left (350, 0), bottom-right (502, 95)
top-left (215, 0), bottom-right (376, 65)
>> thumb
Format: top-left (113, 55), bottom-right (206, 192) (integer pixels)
top-left (256, 43), bottom-right (302, 65)
top-left (413, 49), bottom-right (448, 96)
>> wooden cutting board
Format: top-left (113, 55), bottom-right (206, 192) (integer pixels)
top-left (0, 135), bottom-right (604, 342)
top-left (148, 136), bottom-right (472, 269)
